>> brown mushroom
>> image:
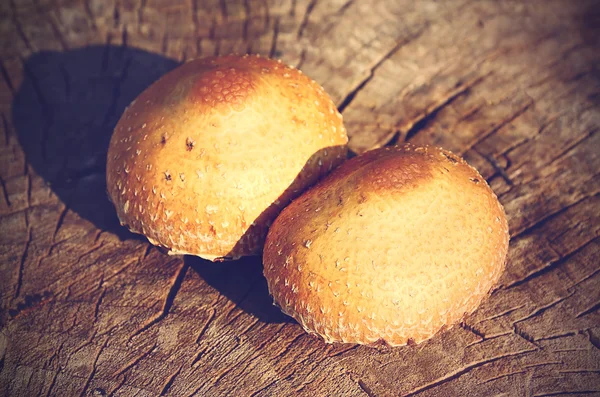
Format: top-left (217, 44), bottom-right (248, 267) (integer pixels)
top-left (263, 144), bottom-right (509, 346)
top-left (106, 55), bottom-right (348, 261)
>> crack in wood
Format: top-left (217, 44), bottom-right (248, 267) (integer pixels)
top-left (532, 391), bottom-right (600, 396)
top-left (211, 360), bottom-right (241, 387)
top-left (242, 0), bottom-right (250, 43)
top-left (219, 0), bottom-right (228, 20)
top-left (82, 0), bottom-right (97, 31)
top-left (237, 316), bottom-right (260, 337)
top-left (328, 343), bottom-right (359, 357)
top-left (545, 128), bottom-right (599, 169)
top-left (513, 323), bottom-right (541, 348)
top-left (162, 32), bottom-right (169, 56)
top-left (195, 308), bottom-right (216, 344)
top-left (78, 337), bottom-right (108, 397)
top-left (551, 347), bottom-right (589, 353)
top-left (14, 225), bottom-right (32, 299)
top-left (504, 238), bottom-right (598, 290)
top-left (293, 348), bottom-right (327, 392)
top-left (129, 261), bottom-right (189, 341)
top-left (297, 0), bottom-right (317, 39)
top-left (289, 0), bottom-right (297, 16)
top-left (535, 331), bottom-right (578, 342)
top-left (137, 0), bottom-right (147, 26)
top-left (159, 364), bottom-right (183, 396)
top-left (476, 150), bottom-right (513, 186)
top-left (479, 369), bottom-right (527, 384)
top-left (511, 194), bottom-right (599, 240)
top-left (46, 339), bottom-right (66, 369)
top-left (197, 334), bottom-right (243, 373)
top-left (522, 361), bottom-right (563, 371)
top-left (112, 342), bottom-right (157, 378)
top-left (226, 324), bottom-right (286, 377)
top-left (25, 172), bottom-right (31, 207)
top-left (9, 0), bottom-right (33, 51)
top-left (585, 330), bottom-right (600, 350)
top-left (93, 286), bottom-right (106, 321)
top-left (269, 17), bottom-right (280, 58)
top-left (504, 114), bottom-right (598, 171)
top-left (56, 244), bottom-right (107, 299)
top-left (187, 339), bottom-right (248, 397)
top-left (0, 335), bottom-right (5, 377)
top-left (465, 330), bottom-right (513, 348)
top-left (271, 331), bottom-right (305, 359)
top-left (358, 379), bottom-right (377, 397)
top-left (276, 345), bottom-right (321, 382)
top-left (68, 330), bottom-right (98, 360)
top-left (142, 244), bottom-right (153, 260)
top-left (0, 174), bottom-right (10, 207)
top-left (527, 42), bottom-right (588, 89)
top-left (248, 379), bottom-right (278, 397)
top-left (0, 62), bottom-right (15, 95)
top-left (336, 0), bottom-right (355, 17)
top-left (559, 369), bottom-right (600, 374)
top-left (461, 100), bottom-right (534, 155)
top-left (37, 0), bottom-right (68, 51)
top-left (185, 383), bottom-right (204, 397)
top-left (400, 348), bottom-right (537, 397)
top-left (474, 303), bottom-right (527, 324)
top-left (52, 203), bottom-right (69, 241)
top-left (512, 291), bottom-right (576, 326)
top-left (112, 2), bottom-right (120, 28)
top-left (295, 48), bottom-right (306, 70)
top-left (461, 321), bottom-right (487, 341)
top-left (337, 24), bottom-right (430, 113)
top-left (576, 302), bottom-right (600, 319)
top-left (224, 303), bottom-right (245, 325)
top-left (190, 345), bottom-right (209, 369)
top-left (1, 113), bottom-right (11, 146)
top-left (396, 73), bottom-right (489, 145)
top-left (121, 23), bottom-right (128, 49)
top-left (107, 373), bottom-right (128, 396)
top-left (44, 369), bottom-right (60, 397)
top-left (104, 256), bottom-right (141, 283)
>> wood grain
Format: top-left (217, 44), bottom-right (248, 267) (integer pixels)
top-left (1, 0), bottom-right (599, 396)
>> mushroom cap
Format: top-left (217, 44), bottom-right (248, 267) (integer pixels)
top-left (106, 55), bottom-right (347, 260)
top-left (263, 144), bottom-right (509, 346)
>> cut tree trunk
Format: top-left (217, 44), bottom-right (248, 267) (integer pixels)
top-left (1, 0), bottom-right (599, 396)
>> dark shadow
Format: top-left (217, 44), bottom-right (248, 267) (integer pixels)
top-left (578, 1), bottom-right (600, 50)
top-left (186, 144), bottom-right (347, 323)
top-left (578, 1), bottom-right (600, 91)
top-left (186, 255), bottom-right (293, 324)
top-left (13, 45), bottom-right (347, 323)
top-left (224, 145), bottom-right (347, 260)
top-left (12, 45), bottom-right (179, 236)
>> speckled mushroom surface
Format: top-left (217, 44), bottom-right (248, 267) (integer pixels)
top-left (263, 144), bottom-right (509, 346)
top-left (106, 55), bottom-right (348, 260)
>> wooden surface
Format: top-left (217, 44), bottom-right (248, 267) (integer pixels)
top-left (1, 0), bottom-right (599, 396)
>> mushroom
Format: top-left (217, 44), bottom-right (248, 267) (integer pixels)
top-left (106, 55), bottom-right (348, 261)
top-left (263, 143), bottom-right (509, 346)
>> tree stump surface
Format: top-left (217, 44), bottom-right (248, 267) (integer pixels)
top-left (1, 1), bottom-right (599, 396)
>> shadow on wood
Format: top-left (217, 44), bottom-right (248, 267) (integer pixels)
top-left (11, 45), bottom-right (342, 325)
top-left (11, 45), bottom-right (179, 238)
top-left (186, 255), bottom-right (293, 324)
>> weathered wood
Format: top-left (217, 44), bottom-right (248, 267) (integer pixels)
top-left (1, 0), bottom-right (599, 396)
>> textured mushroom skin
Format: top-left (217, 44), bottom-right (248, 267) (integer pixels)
top-left (107, 55), bottom-right (348, 260)
top-left (263, 144), bottom-right (509, 346)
